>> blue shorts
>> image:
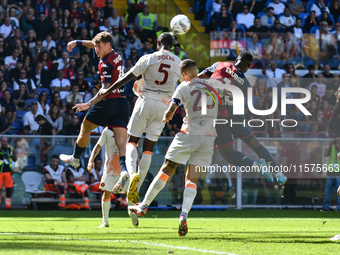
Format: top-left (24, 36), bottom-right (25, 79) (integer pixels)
top-left (85, 98), bottom-right (129, 128)
top-left (214, 115), bottom-right (254, 148)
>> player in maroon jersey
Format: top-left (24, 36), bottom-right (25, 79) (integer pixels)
top-left (199, 51), bottom-right (287, 185)
top-left (60, 31), bottom-right (129, 192)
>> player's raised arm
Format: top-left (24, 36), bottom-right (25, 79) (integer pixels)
top-left (98, 70), bottom-right (137, 97)
top-left (67, 40), bottom-right (95, 52)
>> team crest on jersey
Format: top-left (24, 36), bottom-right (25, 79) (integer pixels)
top-left (101, 183), bottom-right (105, 187)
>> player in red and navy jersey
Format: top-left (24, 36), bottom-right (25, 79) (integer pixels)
top-left (60, 32), bottom-right (130, 192)
top-left (199, 51), bottom-right (287, 185)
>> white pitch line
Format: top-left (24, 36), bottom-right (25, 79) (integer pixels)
top-left (0, 232), bottom-right (238, 255)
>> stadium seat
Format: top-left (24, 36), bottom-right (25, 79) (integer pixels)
top-left (205, 0), bottom-right (213, 13)
top-left (23, 155), bottom-right (38, 172)
top-left (84, 77), bottom-right (94, 84)
top-left (193, 0), bottom-right (200, 13)
top-left (306, 0), bottom-right (317, 13)
top-left (266, 0), bottom-right (274, 9)
top-left (22, 171), bottom-right (45, 194)
top-left (237, 24), bottom-right (246, 32)
top-left (7, 87), bottom-right (13, 93)
top-left (309, 26), bottom-right (320, 34)
top-left (318, 13), bottom-right (335, 24)
top-left (257, 11), bottom-right (266, 18)
top-left (16, 110), bottom-right (26, 118)
top-left (11, 121), bottom-right (22, 133)
top-left (37, 88), bottom-right (50, 97)
top-left (298, 12), bottom-right (309, 28)
top-left (53, 144), bottom-right (73, 157)
top-left (46, 99), bottom-right (51, 105)
top-left (204, 13), bottom-right (211, 26)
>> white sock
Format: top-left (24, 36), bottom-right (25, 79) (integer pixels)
top-left (102, 198), bottom-right (111, 223)
top-left (141, 171), bottom-right (169, 207)
top-left (137, 152), bottom-right (152, 190)
top-left (126, 142), bottom-right (138, 176)
top-left (181, 182), bottom-right (197, 215)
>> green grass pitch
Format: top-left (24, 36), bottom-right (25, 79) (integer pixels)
top-left (0, 210), bottom-right (339, 255)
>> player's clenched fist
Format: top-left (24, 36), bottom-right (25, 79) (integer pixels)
top-left (67, 40), bottom-right (77, 52)
top-left (162, 110), bottom-right (173, 122)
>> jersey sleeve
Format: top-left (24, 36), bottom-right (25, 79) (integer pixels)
top-left (43, 168), bottom-right (49, 175)
top-left (97, 130), bottom-right (107, 147)
top-left (130, 55), bottom-right (149, 77)
top-left (172, 82), bottom-right (186, 102)
top-left (202, 62), bottom-right (220, 77)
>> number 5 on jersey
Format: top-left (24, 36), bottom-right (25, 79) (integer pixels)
top-left (155, 64), bottom-right (171, 85)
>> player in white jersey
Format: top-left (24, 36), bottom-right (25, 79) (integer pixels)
top-left (88, 127), bottom-right (135, 228)
top-left (129, 59), bottom-right (224, 236)
top-left (98, 32), bottom-right (183, 204)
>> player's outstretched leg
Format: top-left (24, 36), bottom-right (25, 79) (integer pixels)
top-left (127, 200), bottom-right (139, 227)
top-left (60, 120), bottom-right (98, 168)
top-left (99, 191), bottom-right (111, 228)
top-left (218, 145), bottom-right (274, 183)
top-left (129, 159), bottom-right (178, 217)
top-left (248, 138), bottom-right (287, 185)
top-left (112, 127), bottom-right (129, 193)
top-left (127, 138), bottom-right (155, 203)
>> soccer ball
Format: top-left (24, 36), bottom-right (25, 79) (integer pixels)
top-left (170, 14), bottom-right (191, 35)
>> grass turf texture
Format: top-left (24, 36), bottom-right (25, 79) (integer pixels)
top-left (0, 210), bottom-right (339, 255)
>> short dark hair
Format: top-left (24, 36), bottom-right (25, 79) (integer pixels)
top-left (23, 125), bottom-right (30, 130)
top-left (174, 43), bottom-right (181, 48)
top-left (35, 114), bottom-right (46, 122)
top-left (158, 32), bottom-right (173, 48)
top-left (93, 31), bottom-right (113, 47)
top-left (51, 154), bottom-right (59, 160)
top-left (179, 59), bottom-right (197, 73)
top-left (238, 51), bottom-right (253, 63)
top-left (5, 109), bottom-right (12, 114)
top-left (308, 65), bottom-right (315, 70)
top-left (94, 157), bottom-right (102, 162)
top-left (267, 7), bottom-right (274, 11)
top-left (311, 84), bottom-right (318, 89)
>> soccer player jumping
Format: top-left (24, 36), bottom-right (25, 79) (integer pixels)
top-left (98, 32), bottom-right (183, 205)
top-left (199, 52), bottom-right (287, 185)
top-left (60, 32), bottom-right (130, 192)
top-left (129, 59), bottom-right (224, 236)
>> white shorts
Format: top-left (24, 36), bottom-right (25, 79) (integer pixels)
top-left (128, 97), bottom-right (168, 142)
top-left (165, 133), bottom-right (215, 166)
top-left (99, 173), bottom-right (129, 193)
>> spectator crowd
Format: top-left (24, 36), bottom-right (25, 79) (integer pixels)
top-left (0, 0), bottom-right (190, 139)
